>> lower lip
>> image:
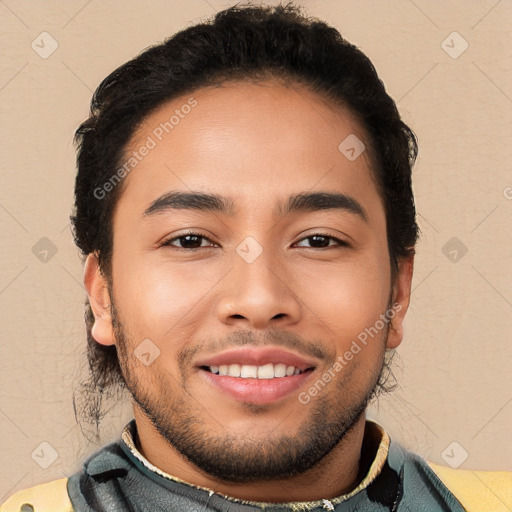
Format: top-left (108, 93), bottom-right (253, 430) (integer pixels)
top-left (199, 369), bottom-right (314, 405)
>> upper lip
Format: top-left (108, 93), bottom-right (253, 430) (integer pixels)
top-left (196, 346), bottom-right (318, 372)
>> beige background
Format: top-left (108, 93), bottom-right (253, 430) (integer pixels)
top-left (1, 0), bottom-right (511, 502)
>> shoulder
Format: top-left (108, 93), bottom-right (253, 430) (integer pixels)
top-left (427, 461), bottom-right (512, 512)
top-left (385, 436), bottom-right (511, 511)
top-left (0, 477), bottom-right (73, 512)
top-left (0, 440), bottom-right (131, 512)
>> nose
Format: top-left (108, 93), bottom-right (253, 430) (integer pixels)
top-left (216, 246), bottom-right (302, 330)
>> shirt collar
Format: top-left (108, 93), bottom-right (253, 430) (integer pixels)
top-left (121, 418), bottom-right (390, 508)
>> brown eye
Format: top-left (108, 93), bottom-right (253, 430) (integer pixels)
top-left (295, 234), bottom-right (347, 249)
top-left (162, 233), bottom-right (215, 249)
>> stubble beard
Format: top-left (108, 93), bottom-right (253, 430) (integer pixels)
top-left (112, 301), bottom-right (388, 483)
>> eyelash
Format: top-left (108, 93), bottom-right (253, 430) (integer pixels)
top-left (160, 231), bottom-right (349, 250)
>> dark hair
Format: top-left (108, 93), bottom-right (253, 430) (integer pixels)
top-left (70, 2), bottom-right (418, 438)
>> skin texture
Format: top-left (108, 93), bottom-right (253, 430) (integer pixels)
top-left (84, 80), bottom-right (413, 503)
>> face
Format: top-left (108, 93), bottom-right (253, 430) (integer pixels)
top-left (86, 80), bottom-right (412, 482)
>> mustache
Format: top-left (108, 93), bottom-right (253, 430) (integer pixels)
top-left (178, 328), bottom-right (334, 368)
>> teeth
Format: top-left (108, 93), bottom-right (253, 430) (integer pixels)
top-left (274, 364), bottom-right (287, 378)
top-left (240, 365), bottom-right (258, 378)
top-left (227, 364), bottom-right (241, 377)
top-left (208, 363), bottom-right (303, 379)
top-left (257, 363), bottom-right (274, 379)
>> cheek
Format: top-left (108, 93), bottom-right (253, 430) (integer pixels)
top-left (113, 256), bottom-right (221, 341)
top-left (295, 252), bottom-right (390, 349)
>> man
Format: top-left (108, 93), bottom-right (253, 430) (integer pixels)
top-left (2, 3), bottom-right (510, 511)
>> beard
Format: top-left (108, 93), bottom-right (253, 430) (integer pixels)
top-left (111, 300), bottom-right (390, 483)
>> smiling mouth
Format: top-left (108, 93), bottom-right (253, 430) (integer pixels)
top-left (201, 363), bottom-right (314, 379)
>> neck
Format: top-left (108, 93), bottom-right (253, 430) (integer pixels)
top-left (132, 407), bottom-right (369, 503)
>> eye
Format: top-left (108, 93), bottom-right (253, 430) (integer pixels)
top-left (161, 232), bottom-right (217, 250)
top-left (294, 233), bottom-right (348, 249)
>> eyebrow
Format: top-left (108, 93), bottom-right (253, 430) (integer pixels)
top-left (142, 190), bottom-right (368, 223)
top-left (142, 191), bottom-right (234, 217)
top-left (279, 191), bottom-right (368, 222)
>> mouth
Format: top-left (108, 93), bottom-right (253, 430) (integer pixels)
top-left (196, 347), bottom-right (317, 404)
top-left (202, 363), bottom-right (312, 379)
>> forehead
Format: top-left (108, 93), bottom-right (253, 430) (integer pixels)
top-left (116, 80), bottom-right (381, 220)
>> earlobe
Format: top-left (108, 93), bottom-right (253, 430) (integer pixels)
top-left (84, 252), bottom-right (115, 346)
top-left (386, 255), bottom-right (414, 350)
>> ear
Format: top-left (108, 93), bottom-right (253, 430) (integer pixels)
top-left (386, 255), bottom-right (414, 350)
top-left (84, 252), bottom-right (115, 346)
